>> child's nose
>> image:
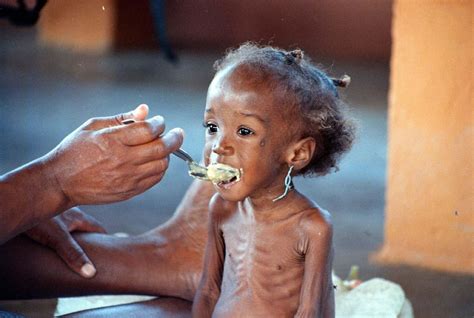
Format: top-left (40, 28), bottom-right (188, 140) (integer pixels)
top-left (212, 135), bottom-right (234, 156)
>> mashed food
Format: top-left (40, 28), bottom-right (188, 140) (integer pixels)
top-left (207, 163), bottom-right (241, 184)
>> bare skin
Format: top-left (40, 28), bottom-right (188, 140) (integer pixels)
top-left (0, 104), bottom-right (183, 246)
top-left (1, 177), bottom-right (328, 318)
top-left (0, 104), bottom-right (184, 281)
top-left (24, 207), bottom-right (107, 278)
top-left (0, 179), bottom-right (213, 301)
top-left (1, 65), bottom-right (334, 317)
top-left (193, 65), bottom-right (335, 317)
top-left (196, 193), bottom-right (334, 318)
top-left (0, 180), bottom-right (217, 318)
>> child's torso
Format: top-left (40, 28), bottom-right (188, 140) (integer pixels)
top-left (213, 207), bottom-right (308, 317)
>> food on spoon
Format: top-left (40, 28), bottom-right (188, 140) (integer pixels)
top-left (207, 163), bottom-right (242, 184)
top-left (188, 161), bottom-right (210, 180)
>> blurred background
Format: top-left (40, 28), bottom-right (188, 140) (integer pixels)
top-left (0, 1), bottom-right (472, 317)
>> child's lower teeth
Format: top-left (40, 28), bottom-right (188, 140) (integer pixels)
top-left (219, 178), bottom-right (235, 187)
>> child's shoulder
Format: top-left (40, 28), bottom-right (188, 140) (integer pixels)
top-left (295, 194), bottom-right (333, 238)
top-left (208, 192), bottom-right (237, 221)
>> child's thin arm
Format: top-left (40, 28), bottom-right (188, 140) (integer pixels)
top-left (295, 216), bottom-right (335, 318)
top-left (192, 195), bottom-right (226, 317)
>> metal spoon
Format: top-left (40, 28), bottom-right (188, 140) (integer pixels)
top-left (174, 149), bottom-right (242, 183)
top-left (121, 119), bottom-right (210, 181)
top-left (172, 148), bottom-right (210, 181)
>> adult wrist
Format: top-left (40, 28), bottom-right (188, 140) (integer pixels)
top-left (0, 153), bottom-right (73, 243)
top-left (39, 151), bottom-right (74, 214)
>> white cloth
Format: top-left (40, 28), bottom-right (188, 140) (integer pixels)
top-left (333, 274), bottom-right (414, 318)
top-left (55, 294), bottom-right (156, 316)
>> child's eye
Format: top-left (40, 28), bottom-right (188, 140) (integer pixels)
top-left (204, 122), bottom-right (218, 134)
top-left (237, 127), bottom-right (254, 136)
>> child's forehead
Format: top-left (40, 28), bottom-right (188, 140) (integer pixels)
top-left (211, 64), bottom-right (270, 91)
top-left (206, 68), bottom-right (280, 115)
top-left (206, 67), bottom-right (303, 142)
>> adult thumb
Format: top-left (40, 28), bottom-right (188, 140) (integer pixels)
top-left (83, 104), bottom-right (149, 130)
top-left (129, 104), bottom-right (149, 121)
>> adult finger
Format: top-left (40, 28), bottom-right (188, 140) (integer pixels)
top-left (42, 223), bottom-right (97, 278)
top-left (116, 103), bottom-right (149, 123)
top-left (67, 212), bottom-right (107, 234)
top-left (132, 128), bottom-right (184, 164)
top-left (83, 104), bottom-right (149, 130)
top-left (51, 230), bottom-right (97, 278)
top-left (134, 157), bottom-right (170, 180)
top-left (107, 115), bottom-right (168, 146)
top-left (24, 226), bottom-right (50, 246)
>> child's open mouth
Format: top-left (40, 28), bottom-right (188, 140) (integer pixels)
top-left (216, 175), bottom-right (240, 189)
top-left (207, 163), bottom-right (242, 188)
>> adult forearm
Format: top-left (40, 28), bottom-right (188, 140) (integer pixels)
top-left (0, 231), bottom-right (202, 300)
top-left (0, 155), bottom-right (70, 244)
top-left (0, 234), bottom-right (157, 299)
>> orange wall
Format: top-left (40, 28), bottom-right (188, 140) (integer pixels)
top-left (39, 0), bottom-right (116, 52)
top-left (374, 0), bottom-right (473, 274)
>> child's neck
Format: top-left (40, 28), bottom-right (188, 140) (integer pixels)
top-left (240, 189), bottom-right (303, 222)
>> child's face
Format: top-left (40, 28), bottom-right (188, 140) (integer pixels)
top-left (203, 67), bottom-right (292, 202)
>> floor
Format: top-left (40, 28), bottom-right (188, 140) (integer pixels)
top-left (0, 23), bottom-right (472, 318)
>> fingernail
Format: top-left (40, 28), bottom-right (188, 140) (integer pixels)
top-left (132, 104), bottom-right (148, 117)
top-left (81, 263), bottom-right (96, 278)
top-left (151, 115), bottom-right (164, 122)
top-left (170, 127), bottom-right (184, 138)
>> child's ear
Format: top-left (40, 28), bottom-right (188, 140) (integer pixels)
top-left (286, 137), bottom-right (316, 171)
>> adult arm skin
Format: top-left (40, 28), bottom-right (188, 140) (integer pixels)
top-left (0, 179), bottom-right (215, 301)
top-left (0, 104), bottom-right (183, 244)
top-left (24, 207), bottom-right (108, 278)
top-left (192, 194), bottom-right (227, 317)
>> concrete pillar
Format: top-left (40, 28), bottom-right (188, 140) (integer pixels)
top-left (374, 0), bottom-right (473, 274)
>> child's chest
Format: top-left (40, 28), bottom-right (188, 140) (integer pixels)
top-left (219, 213), bottom-right (307, 305)
top-left (220, 214), bottom-right (306, 270)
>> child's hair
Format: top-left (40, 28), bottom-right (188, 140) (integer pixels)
top-left (213, 42), bottom-right (356, 177)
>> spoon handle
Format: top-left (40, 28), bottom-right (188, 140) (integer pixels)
top-left (172, 148), bottom-right (194, 163)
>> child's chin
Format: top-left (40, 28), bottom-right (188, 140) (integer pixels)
top-left (213, 185), bottom-right (246, 202)
top-left (218, 193), bottom-right (245, 202)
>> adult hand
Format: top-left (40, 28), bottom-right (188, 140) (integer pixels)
top-left (46, 104), bottom-right (184, 207)
top-left (25, 207), bottom-right (106, 278)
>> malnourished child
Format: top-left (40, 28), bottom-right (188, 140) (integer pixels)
top-left (192, 43), bottom-right (355, 318)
